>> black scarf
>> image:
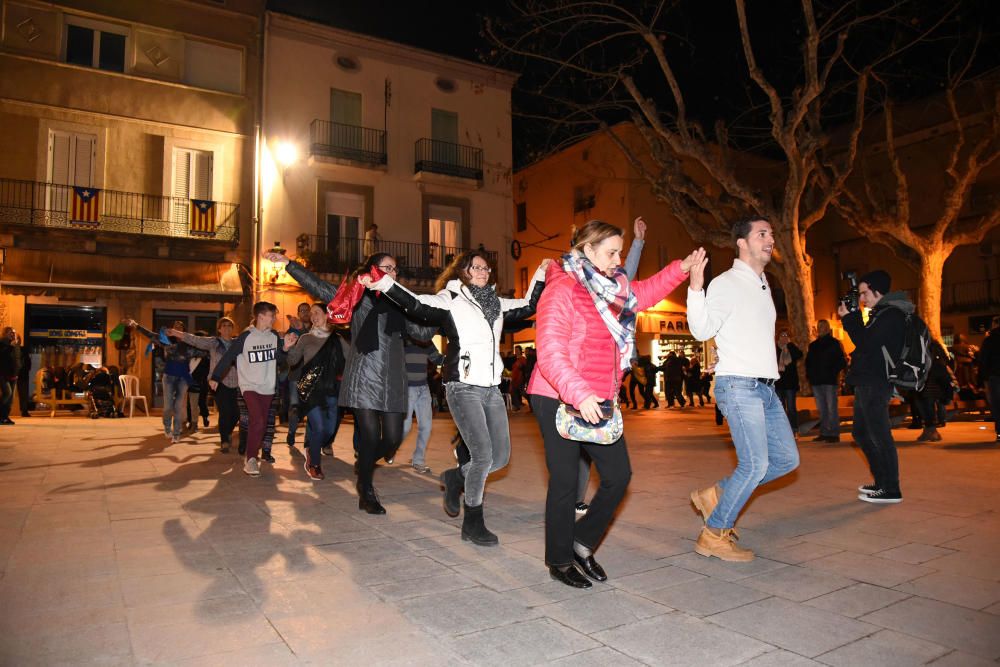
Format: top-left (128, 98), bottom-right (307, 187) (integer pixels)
top-left (356, 291), bottom-right (406, 354)
top-left (467, 284), bottom-right (501, 325)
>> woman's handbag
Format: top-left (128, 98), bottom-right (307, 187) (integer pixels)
top-left (555, 399), bottom-right (623, 444)
top-left (296, 364), bottom-right (323, 404)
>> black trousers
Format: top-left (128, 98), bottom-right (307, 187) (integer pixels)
top-left (851, 384), bottom-right (900, 493)
top-left (353, 408), bottom-right (404, 488)
top-left (214, 384), bottom-right (240, 445)
top-left (530, 394), bottom-right (631, 567)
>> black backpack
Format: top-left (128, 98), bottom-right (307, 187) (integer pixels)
top-left (876, 306), bottom-right (932, 391)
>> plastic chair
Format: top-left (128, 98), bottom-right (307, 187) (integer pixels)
top-left (118, 374), bottom-right (149, 418)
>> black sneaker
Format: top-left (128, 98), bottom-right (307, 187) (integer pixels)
top-left (859, 488), bottom-right (902, 504)
top-left (575, 502), bottom-right (589, 515)
top-left (857, 484), bottom-right (878, 495)
top-left (261, 452), bottom-right (276, 464)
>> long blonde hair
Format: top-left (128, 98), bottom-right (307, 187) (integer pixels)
top-left (570, 220), bottom-right (624, 252)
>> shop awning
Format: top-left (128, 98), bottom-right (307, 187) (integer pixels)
top-left (0, 249), bottom-right (246, 303)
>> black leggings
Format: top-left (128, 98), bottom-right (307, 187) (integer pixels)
top-left (353, 408), bottom-right (404, 487)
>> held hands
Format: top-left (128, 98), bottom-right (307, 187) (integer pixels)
top-left (358, 275), bottom-right (373, 288)
top-left (282, 332), bottom-right (298, 350)
top-left (264, 252), bottom-right (290, 265)
top-left (577, 395), bottom-right (604, 425)
top-left (166, 328), bottom-right (183, 338)
top-left (684, 247), bottom-right (709, 291)
top-left (208, 380), bottom-right (218, 391)
top-left (538, 258), bottom-right (552, 272)
top-left (633, 216), bottom-right (647, 241)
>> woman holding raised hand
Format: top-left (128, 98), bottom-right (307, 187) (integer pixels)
top-left (527, 218), bottom-right (702, 588)
top-left (362, 251), bottom-right (548, 545)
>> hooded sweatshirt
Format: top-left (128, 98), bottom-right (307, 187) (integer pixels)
top-left (211, 326), bottom-right (285, 395)
top-left (843, 290), bottom-right (911, 388)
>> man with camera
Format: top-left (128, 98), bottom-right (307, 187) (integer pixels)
top-left (838, 270), bottom-right (908, 504)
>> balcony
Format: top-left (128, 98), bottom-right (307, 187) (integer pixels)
top-left (942, 278), bottom-right (1000, 312)
top-left (414, 138), bottom-right (483, 182)
top-left (309, 120), bottom-right (387, 167)
top-left (297, 235), bottom-right (497, 282)
top-left (0, 178), bottom-right (239, 243)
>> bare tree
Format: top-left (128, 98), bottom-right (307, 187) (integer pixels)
top-left (486, 0), bottom-right (959, 347)
top-left (836, 83), bottom-right (1000, 340)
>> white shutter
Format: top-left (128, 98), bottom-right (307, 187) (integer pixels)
top-left (444, 219), bottom-right (460, 249)
top-left (73, 135), bottom-right (95, 187)
top-left (49, 132), bottom-right (72, 185)
top-left (173, 149), bottom-right (191, 199)
top-left (194, 151), bottom-right (212, 199)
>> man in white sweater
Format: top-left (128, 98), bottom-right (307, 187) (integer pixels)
top-left (685, 217), bottom-right (800, 561)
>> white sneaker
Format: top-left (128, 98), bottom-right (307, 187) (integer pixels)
top-left (243, 457), bottom-right (260, 476)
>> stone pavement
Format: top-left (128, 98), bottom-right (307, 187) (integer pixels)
top-left (1, 407), bottom-right (999, 666)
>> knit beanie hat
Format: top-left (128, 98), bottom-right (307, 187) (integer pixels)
top-left (860, 270), bottom-right (891, 296)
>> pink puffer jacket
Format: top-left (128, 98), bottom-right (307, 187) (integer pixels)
top-left (527, 259), bottom-right (688, 409)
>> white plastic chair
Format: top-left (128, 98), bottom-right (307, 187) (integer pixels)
top-left (118, 374), bottom-right (149, 418)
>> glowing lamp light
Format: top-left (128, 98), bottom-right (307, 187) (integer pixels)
top-left (275, 142), bottom-right (298, 168)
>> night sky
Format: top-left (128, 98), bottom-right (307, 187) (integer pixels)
top-left (268, 1), bottom-right (1000, 167)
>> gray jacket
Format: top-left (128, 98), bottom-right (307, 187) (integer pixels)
top-left (285, 261), bottom-right (436, 413)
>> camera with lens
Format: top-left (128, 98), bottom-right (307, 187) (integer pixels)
top-left (840, 271), bottom-right (860, 313)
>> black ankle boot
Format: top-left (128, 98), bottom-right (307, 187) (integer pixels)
top-left (357, 484), bottom-right (386, 515)
top-left (440, 467), bottom-right (464, 518)
top-left (461, 502), bottom-right (498, 546)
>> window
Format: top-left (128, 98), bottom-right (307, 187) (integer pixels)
top-left (516, 202), bottom-right (527, 232)
top-left (64, 18), bottom-right (127, 73)
top-left (573, 186), bottom-right (595, 213)
top-left (431, 109), bottom-right (459, 165)
top-left (48, 130), bottom-right (96, 186)
top-left (324, 191), bottom-right (365, 268)
top-left (520, 267), bottom-right (528, 294)
top-left (172, 147), bottom-right (213, 231)
top-left (428, 203), bottom-right (463, 268)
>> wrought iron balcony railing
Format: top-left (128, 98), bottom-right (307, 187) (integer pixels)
top-left (942, 278), bottom-right (1000, 312)
top-left (414, 138), bottom-right (483, 181)
top-left (0, 178), bottom-right (239, 242)
top-left (297, 235), bottom-right (497, 282)
top-left (309, 120), bottom-right (387, 166)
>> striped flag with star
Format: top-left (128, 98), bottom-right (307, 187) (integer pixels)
top-left (70, 187), bottom-right (100, 226)
top-left (190, 199), bottom-right (216, 236)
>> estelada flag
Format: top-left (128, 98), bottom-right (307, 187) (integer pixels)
top-left (327, 266), bottom-right (385, 325)
top-left (71, 187), bottom-right (100, 225)
top-left (190, 199), bottom-right (216, 235)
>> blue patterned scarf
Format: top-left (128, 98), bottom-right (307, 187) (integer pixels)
top-left (561, 251), bottom-right (637, 369)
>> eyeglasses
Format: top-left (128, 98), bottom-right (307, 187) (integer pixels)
top-left (469, 265), bottom-right (492, 273)
top-left (377, 265), bottom-right (398, 274)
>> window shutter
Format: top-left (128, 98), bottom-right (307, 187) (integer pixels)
top-left (173, 149), bottom-right (191, 199)
top-left (49, 132), bottom-right (72, 185)
top-left (194, 151), bottom-right (212, 199)
top-left (73, 135), bottom-right (95, 187)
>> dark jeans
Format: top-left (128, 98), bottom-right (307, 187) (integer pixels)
top-left (778, 388), bottom-right (798, 430)
top-left (851, 384), bottom-right (900, 493)
top-left (666, 379), bottom-right (685, 407)
top-left (354, 408), bottom-right (404, 487)
top-left (305, 394), bottom-right (340, 466)
top-left (643, 381), bottom-right (659, 408)
top-left (213, 384), bottom-right (240, 446)
top-left (988, 376), bottom-right (1000, 435)
top-left (628, 379), bottom-right (641, 409)
top-left (0, 378), bottom-right (13, 421)
top-left (447, 383), bottom-right (511, 507)
top-left (530, 394), bottom-right (632, 567)
top-left (17, 372), bottom-right (30, 416)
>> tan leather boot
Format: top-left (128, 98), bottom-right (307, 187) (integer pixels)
top-left (690, 484), bottom-right (721, 524)
top-left (695, 526), bottom-right (754, 562)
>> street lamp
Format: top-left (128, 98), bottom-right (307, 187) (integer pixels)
top-left (276, 142), bottom-right (298, 168)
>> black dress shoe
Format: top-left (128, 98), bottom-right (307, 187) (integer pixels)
top-left (574, 554), bottom-right (607, 582)
top-left (549, 565), bottom-right (592, 589)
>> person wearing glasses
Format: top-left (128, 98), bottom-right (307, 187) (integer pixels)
top-left (268, 251), bottom-right (436, 514)
top-left (528, 219), bottom-right (700, 588)
top-left (361, 251), bottom-right (549, 546)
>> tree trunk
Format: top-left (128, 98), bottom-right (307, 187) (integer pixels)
top-left (773, 252), bottom-right (817, 391)
top-left (916, 246), bottom-right (946, 342)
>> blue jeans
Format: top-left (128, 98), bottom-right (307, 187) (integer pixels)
top-left (709, 376), bottom-right (800, 529)
top-left (446, 383), bottom-right (510, 507)
top-left (162, 374), bottom-right (189, 437)
top-left (402, 384), bottom-right (434, 465)
top-left (305, 394), bottom-right (339, 466)
top-left (813, 384), bottom-right (839, 437)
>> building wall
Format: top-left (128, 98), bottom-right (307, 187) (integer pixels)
top-left (260, 13), bottom-right (518, 311)
top-left (0, 0), bottom-right (262, 402)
